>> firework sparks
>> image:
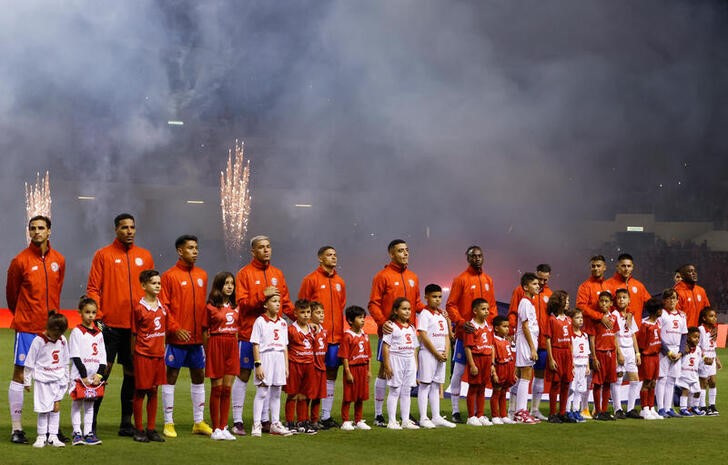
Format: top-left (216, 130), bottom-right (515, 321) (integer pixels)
top-left (220, 140), bottom-right (252, 259)
top-left (24, 171), bottom-right (52, 243)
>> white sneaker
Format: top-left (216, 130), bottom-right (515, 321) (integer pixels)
top-left (431, 416), bottom-right (456, 428)
top-left (419, 418), bottom-right (436, 429)
top-left (639, 409), bottom-right (648, 419)
top-left (530, 410), bottom-right (548, 421)
top-left (479, 416), bottom-right (493, 426)
top-left (340, 421), bottom-right (355, 431)
top-left (401, 419), bottom-right (420, 430)
top-left (466, 416), bottom-right (482, 426)
top-left (650, 407), bottom-right (664, 420)
top-left (251, 423), bottom-right (262, 437)
top-left (387, 421), bottom-right (402, 430)
top-left (270, 422), bottom-right (293, 437)
top-left (491, 417), bottom-right (504, 425)
top-left (221, 427), bottom-right (237, 440)
top-left (501, 416), bottom-right (516, 424)
top-left (211, 429), bottom-right (224, 440)
top-left (33, 436), bottom-right (46, 448)
top-left (46, 435), bottom-right (65, 448)
top-left (355, 420), bottom-right (371, 430)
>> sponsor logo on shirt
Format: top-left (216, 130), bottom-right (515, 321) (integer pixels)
top-left (115, 259), bottom-right (122, 264)
top-left (31, 265), bottom-right (38, 271)
top-left (320, 284), bottom-right (326, 289)
top-left (181, 281), bottom-right (188, 286)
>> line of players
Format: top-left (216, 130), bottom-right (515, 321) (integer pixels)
top-left (7, 214), bottom-right (720, 445)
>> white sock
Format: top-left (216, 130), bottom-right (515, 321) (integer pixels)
top-left (37, 412), bottom-right (49, 436)
top-left (664, 377), bottom-right (676, 410)
top-left (232, 378), bottom-right (246, 423)
top-left (627, 380), bottom-right (641, 411)
top-left (253, 386), bottom-right (268, 425)
top-left (430, 382), bottom-right (442, 419)
top-left (679, 394), bottom-right (687, 409)
top-left (709, 387), bottom-right (717, 406)
top-left (9, 381), bottom-right (24, 431)
top-left (530, 377), bottom-right (544, 414)
top-left (83, 399), bottom-right (94, 436)
top-left (71, 400), bottom-right (82, 434)
top-left (508, 383), bottom-right (518, 415)
top-left (516, 378), bottom-right (530, 412)
top-left (375, 378), bottom-right (387, 416)
top-left (399, 385), bottom-right (411, 423)
top-left (387, 386), bottom-right (400, 423)
top-left (655, 377), bottom-right (665, 410)
top-left (48, 411), bottom-right (60, 435)
top-left (699, 389), bottom-right (706, 407)
top-left (268, 386), bottom-right (282, 424)
top-left (690, 395), bottom-right (699, 408)
top-left (262, 390), bottom-right (270, 423)
top-left (321, 379), bottom-right (335, 420)
top-left (611, 380), bottom-right (622, 412)
top-left (162, 384), bottom-right (175, 424)
top-left (418, 383), bottom-right (431, 421)
top-left (581, 391), bottom-right (589, 412)
top-left (448, 363), bottom-right (464, 414)
top-left (191, 383), bottom-right (206, 423)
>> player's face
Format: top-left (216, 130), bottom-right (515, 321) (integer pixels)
top-left (80, 304), bottom-right (97, 326)
top-left (295, 307), bottom-right (312, 325)
top-left (395, 301), bottom-right (411, 323)
top-left (572, 312), bottom-right (583, 329)
top-left (466, 248), bottom-right (484, 269)
top-left (598, 295), bottom-right (612, 313)
top-left (311, 307), bottom-right (325, 325)
top-left (251, 239), bottom-right (272, 262)
top-left (474, 303), bottom-right (489, 321)
top-left (615, 292), bottom-right (630, 310)
top-left (688, 332), bottom-right (700, 347)
top-left (318, 248), bottom-right (337, 269)
top-left (523, 279), bottom-right (540, 296)
top-left (45, 327), bottom-right (63, 342)
top-left (177, 240), bottom-right (199, 264)
top-left (265, 295), bottom-right (281, 314)
top-left (703, 310), bottom-right (717, 326)
top-left (495, 321), bottom-right (509, 337)
top-left (222, 276), bottom-right (235, 297)
top-left (115, 219), bottom-right (136, 245)
top-left (142, 276), bottom-right (162, 296)
top-left (28, 219), bottom-right (50, 246)
top-left (426, 291), bottom-right (442, 309)
top-left (389, 243), bottom-right (409, 266)
top-left (536, 271), bottom-right (550, 291)
top-left (590, 260), bottom-right (606, 279)
top-left (680, 265), bottom-right (698, 284)
top-left (663, 293), bottom-right (677, 311)
top-left (616, 259), bottom-right (634, 279)
top-left (351, 314), bottom-right (366, 331)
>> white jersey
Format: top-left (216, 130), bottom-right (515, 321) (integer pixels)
top-left (515, 297), bottom-right (539, 348)
top-left (679, 346), bottom-right (702, 384)
top-left (250, 314), bottom-right (288, 354)
top-left (571, 332), bottom-right (591, 367)
top-left (382, 321), bottom-right (419, 358)
top-left (416, 308), bottom-right (448, 352)
top-left (23, 334), bottom-right (69, 386)
top-left (68, 324), bottom-right (106, 380)
top-left (613, 310), bottom-right (638, 349)
top-left (699, 325), bottom-right (717, 359)
top-left (658, 309), bottom-right (687, 352)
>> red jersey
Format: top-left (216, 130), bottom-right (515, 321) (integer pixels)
top-left (86, 239), bottom-right (154, 329)
top-left (132, 298), bottom-right (173, 358)
top-left (368, 262), bottom-right (424, 333)
top-left (338, 329), bottom-right (371, 366)
top-left (674, 281), bottom-right (711, 327)
top-left (493, 335), bottom-right (514, 365)
top-left (160, 259), bottom-right (208, 345)
top-left (446, 266), bottom-right (496, 329)
top-left (543, 314), bottom-right (573, 349)
top-left (298, 267), bottom-right (346, 344)
top-left (6, 242), bottom-right (65, 334)
top-left (287, 322), bottom-right (314, 364)
top-left (637, 319), bottom-right (662, 355)
top-left (604, 274), bottom-right (650, 324)
top-left (463, 319), bottom-right (493, 356)
top-left (235, 258), bottom-right (294, 341)
top-left (507, 285), bottom-right (553, 345)
top-left (587, 313), bottom-right (619, 352)
top-left (575, 276), bottom-right (608, 322)
top-left (313, 326), bottom-right (328, 371)
top-left (204, 303), bottom-right (239, 336)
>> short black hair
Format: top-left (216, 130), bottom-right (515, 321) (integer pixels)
top-left (466, 245), bottom-right (482, 256)
top-left (47, 312), bottom-right (68, 334)
top-left (598, 290), bottom-right (613, 301)
top-left (28, 215), bottom-right (51, 229)
top-left (643, 298), bottom-right (662, 318)
top-left (175, 234), bottom-right (198, 249)
top-left (388, 239), bottom-right (406, 252)
top-left (615, 288), bottom-right (629, 297)
top-left (617, 253), bottom-right (634, 262)
top-left (114, 213), bottom-right (135, 228)
top-left (590, 255), bottom-right (606, 263)
top-left (295, 299), bottom-right (311, 310)
top-left (471, 297), bottom-right (488, 310)
top-left (662, 288), bottom-right (678, 300)
top-left (536, 264), bottom-right (551, 273)
top-left (520, 272), bottom-right (538, 287)
top-left (78, 295), bottom-right (98, 311)
top-left (345, 305), bottom-right (366, 324)
top-left (492, 315), bottom-right (508, 327)
top-left (317, 245), bottom-right (335, 256)
top-left (139, 269), bottom-right (160, 284)
top-left (687, 326), bottom-right (700, 338)
top-left (424, 283), bottom-right (442, 295)
top-left (310, 301), bottom-right (324, 310)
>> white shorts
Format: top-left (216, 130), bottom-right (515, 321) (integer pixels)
top-left (418, 350), bottom-right (445, 384)
top-left (675, 377), bottom-right (701, 394)
top-left (617, 346), bottom-right (638, 374)
top-left (34, 380), bottom-right (65, 413)
top-left (515, 336), bottom-right (535, 368)
top-left (699, 359), bottom-right (717, 378)
top-left (659, 353), bottom-right (681, 378)
top-left (254, 351), bottom-right (287, 387)
top-left (387, 354), bottom-right (417, 388)
top-left (571, 365), bottom-right (588, 394)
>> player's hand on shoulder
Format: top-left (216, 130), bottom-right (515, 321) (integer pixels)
top-left (382, 321), bottom-right (394, 335)
top-left (463, 321), bottom-right (475, 334)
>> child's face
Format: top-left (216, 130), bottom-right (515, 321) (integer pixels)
top-left (46, 327), bottom-right (63, 341)
top-left (349, 314), bottom-right (366, 331)
top-left (572, 312), bottom-right (583, 329)
top-left (265, 295), bottom-right (281, 314)
top-left (80, 304), bottom-right (97, 326)
top-left (663, 293), bottom-right (678, 311)
top-left (222, 277), bottom-right (235, 297)
top-left (395, 301), bottom-right (412, 323)
top-left (703, 310), bottom-right (717, 326)
top-left (651, 308), bottom-right (662, 320)
top-left (523, 279), bottom-right (540, 296)
top-left (473, 303), bottom-right (489, 321)
top-left (615, 292), bottom-right (630, 311)
top-left (598, 295), bottom-right (612, 313)
top-left (687, 331), bottom-right (700, 347)
top-left (142, 276), bottom-right (162, 296)
top-left (495, 321), bottom-right (509, 337)
top-left (425, 291), bottom-right (442, 309)
top-left (295, 306), bottom-right (312, 325)
top-left (311, 306), bottom-right (325, 325)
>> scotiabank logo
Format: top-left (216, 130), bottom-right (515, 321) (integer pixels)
top-left (154, 316), bottom-right (162, 330)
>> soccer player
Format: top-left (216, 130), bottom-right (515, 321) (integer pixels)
top-left (285, 300), bottom-right (317, 434)
top-left (463, 298), bottom-right (494, 427)
top-left (368, 239), bottom-right (424, 426)
top-left (159, 235), bottom-right (211, 438)
top-left (445, 245), bottom-right (495, 423)
top-left (604, 254), bottom-right (651, 325)
top-left (86, 213), bottom-right (154, 436)
top-left (588, 291), bottom-right (621, 421)
top-left (131, 270), bottom-right (175, 443)
top-left (23, 313), bottom-right (69, 448)
top-left (637, 298), bottom-right (663, 420)
top-left (676, 327), bottom-right (703, 416)
top-left (567, 310), bottom-right (590, 422)
top-left (543, 291), bottom-right (574, 423)
top-left (339, 306), bottom-right (372, 431)
top-left (297, 246), bottom-right (346, 429)
top-left (309, 302), bottom-right (328, 428)
top-left (656, 288), bottom-right (687, 418)
top-left (233, 235), bottom-right (294, 435)
top-left (6, 215), bottom-right (65, 444)
top-left (69, 296), bottom-right (106, 445)
top-left (674, 264), bottom-right (711, 327)
top-left (416, 284), bottom-right (455, 428)
top-left (491, 316), bottom-right (516, 425)
top-left (611, 288), bottom-right (641, 419)
top-left (513, 273), bottom-right (541, 424)
top-left (698, 307), bottom-right (720, 415)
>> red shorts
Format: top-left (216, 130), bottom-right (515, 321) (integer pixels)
top-left (592, 350), bottom-right (617, 385)
top-left (343, 364), bottom-right (369, 402)
top-left (205, 335), bottom-right (239, 379)
top-left (286, 361), bottom-right (316, 397)
top-left (638, 353), bottom-right (659, 381)
top-left (493, 361), bottom-right (516, 389)
top-left (134, 354), bottom-right (165, 390)
top-left (463, 354), bottom-right (492, 386)
top-left (545, 347), bottom-right (574, 383)
top-left (310, 368), bottom-right (326, 400)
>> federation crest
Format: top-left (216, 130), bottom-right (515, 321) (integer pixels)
top-left (408, 279), bottom-right (415, 287)
top-left (271, 277), bottom-right (278, 286)
top-left (485, 284), bottom-right (490, 291)
top-left (168, 354), bottom-right (175, 362)
top-left (50, 262), bottom-right (59, 272)
top-left (335, 283), bottom-right (342, 292)
top-left (135, 257), bottom-right (143, 266)
top-left (543, 296), bottom-right (549, 303)
top-left (631, 286), bottom-right (638, 294)
top-left (697, 294), bottom-right (702, 302)
top-left (197, 278), bottom-right (204, 287)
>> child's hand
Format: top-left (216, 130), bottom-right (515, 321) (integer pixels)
top-left (635, 353), bottom-right (641, 367)
top-left (530, 349), bottom-right (538, 361)
top-left (592, 358), bottom-right (600, 371)
top-left (24, 385), bottom-right (31, 392)
top-left (175, 328), bottom-right (191, 342)
top-left (717, 358), bottom-right (723, 370)
top-left (255, 366), bottom-right (265, 381)
top-left (383, 366), bottom-right (393, 379)
top-left (492, 373), bottom-right (500, 384)
top-left (437, 352), bottom-right (447, 363)
top-left (470, 365), bottom-right (478, 376)
top-left (617, 353), bottom-right (625, 366)
top-left (549, 359), bottom-right (557, 371)
top-left (585, 366), bottom-right (591, 376)
top-left (345, 371), bottom-right (354, 383)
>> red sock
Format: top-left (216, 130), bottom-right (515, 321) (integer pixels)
top-left (210, 385), bottom-right (222, 430)
top-left (648, 387), bottom-right (655, 408)
top-left (549, 380), bottom-right (559, 415)
top-left (147, 389), bottom-right (158, 431)
top-left (499, 389), bottom-right (507, 418)
top-left (559, 382), bottom-right (570, 415)
top-left (285, 398), bottom-right (296, 423)
top-left (354, 401), bottom-right (363, 423)
top-left (601, 384), bottom-right (610, 413)
top-left (310, 399), bottom-right (321, 423)
top-left (593, 385), bottom-right (602, 413)
top-left (640, 389), bottom-right (647, 409)
top-left (341, 401), bottom-right (351, 422)
top-left (476, 385), bottom-right (485, 417)
top-left (220, 386), bottom-right (231, 429)
top-left (466, 385), bottom-right (478, 417)
top-left (296, 399), bottom-right (309, 422)
top-left (490, 389), bottom-right (500, 418)
top-left (134, 390), bottom-right (145, 430)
